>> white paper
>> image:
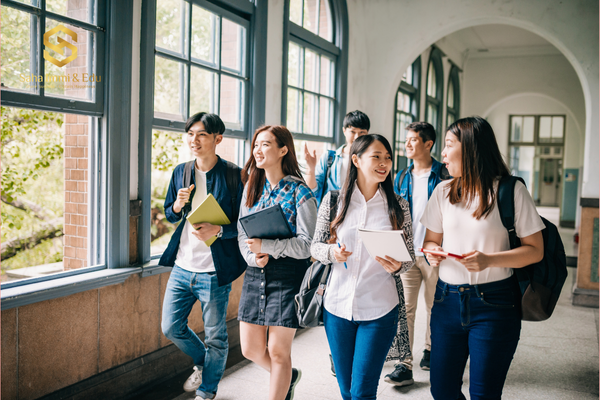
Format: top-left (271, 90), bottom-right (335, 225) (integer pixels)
top-left (357, 228), bottom-right (412, 262)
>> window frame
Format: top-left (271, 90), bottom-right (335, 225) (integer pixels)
top-left (508, 114), bottom-right (567, 146)
top-left (446, 64), bottom-right (460, 127)
top-left (281, 0), bottom-right (349, 146)
top-left (425, 47), bottom-right (444, 158)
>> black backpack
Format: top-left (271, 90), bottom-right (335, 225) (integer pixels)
top-left (497, 176), bottom-right (568, 321)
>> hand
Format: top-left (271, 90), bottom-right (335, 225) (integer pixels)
top-left (458, 250), bottom-right (490, 272)
top-left (191, 222), bottom-right (221, 241)
top-left (255, 253), bottom-right (269, 267)
top-left (173, 184), bottom-right (195, 213)
top-left (304, 143), bottom-right (317, 171)
top-left (246, 238), bottom-right (263, 254)
top-left (333, 243), bottom-right (352, 263)
top-left (376, 255), bottom-right (402, 274)
top-left (425, 246), bottom-right (446, 267)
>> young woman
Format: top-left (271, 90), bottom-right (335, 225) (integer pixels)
top-left (310, 134), bottom-right (415, 400)
top-left (421, 117), bottom-right (545, 400)
top-left (237, 125), bottom-right (317, 400)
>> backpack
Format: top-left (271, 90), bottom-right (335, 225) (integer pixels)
top-left (318, 150), bottom-right (336, 203)
top-left (181, 159), bottom-right (240, 219)
top-left (497, 176), bottom-right (568, 321)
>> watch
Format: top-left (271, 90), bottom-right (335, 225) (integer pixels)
top-left (216, 226), bottom-right (223, 239)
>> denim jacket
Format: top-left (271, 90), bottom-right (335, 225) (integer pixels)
top-left (159, 157), bottom-right (247, 286)
top-left (393, 157), bottom-right (449, 217)
top-left (313, 145), bottom-right (345, 205)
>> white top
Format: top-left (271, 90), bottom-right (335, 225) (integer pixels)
top-left (324, 186), bottom-right (399, 321)
top-left (339, 153), bottom-right (349, 185)
top-left (411, 170), bottom-right (430, 256)
top-left (175, 168), bottom-right (215, 273)
top-left (420, 180), bottom-right (545, 285)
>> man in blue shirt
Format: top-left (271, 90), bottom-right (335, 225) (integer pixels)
top-left (304, 110), bottom-right (370, 205)
top-left (384, 122), bottom-right (450, 387)
top-left (159, 112), bottom-right (246, 400)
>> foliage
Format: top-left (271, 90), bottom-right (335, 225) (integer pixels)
top-left (1, 5), bottom-right (32, 91)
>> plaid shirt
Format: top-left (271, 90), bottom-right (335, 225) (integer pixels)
top-left (250, 175), bottom-right (314, 235)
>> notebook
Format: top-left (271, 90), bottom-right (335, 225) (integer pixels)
top-left (357, 228), bottom-right (412, 262)
top-left (239, 204), bottom-right (294, 240)
top-left (185, 193), bottom-right (230, 246)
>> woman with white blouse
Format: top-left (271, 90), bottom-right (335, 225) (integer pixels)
top-left (311, 134), bottom-right (415, 400)
top-left (421, 117), bottom-right (545, 400)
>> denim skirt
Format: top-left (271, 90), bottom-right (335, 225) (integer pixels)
top-left (238, 256), bottom-right (309, 329)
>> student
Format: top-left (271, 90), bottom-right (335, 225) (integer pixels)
top-left (160, 112), bottom-right (247, 400)
top-left (304, 110), bottom-right (370, 205)
top-left (237, 125), bottom-right (318, 400)
top-left (421, 117), bottom-right (544, 399)
top-left (310, 134), bottom-right (415, 400)
top-left (385, 122), bottom-right (450, 386)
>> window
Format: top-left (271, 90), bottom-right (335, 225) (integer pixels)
top-left (283, 0), bottom-right (348, 152)
top-left (446, 65), bottom-right (460, 127)
top-left (425, 48), bottom-right (443, 157)
top-left (393, 58), bottom-right (420, 174)
top-left (1, 0), bottom-right (106, 285)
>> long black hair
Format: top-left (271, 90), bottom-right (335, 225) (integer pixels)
top-left (329, 134), bottom-right (404, 243)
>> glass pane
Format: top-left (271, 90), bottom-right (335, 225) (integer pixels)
top-left (304, 48), bottom-right (318, 93)
top-left (289, 0), bottom-right (302, 25)
top-left (44, 20), bottom-right (96, 100)
top-left (319, 55), bottom-right (333, 96)
top-left (216, 137), bottom-right (246, 168)
top-left (46, 0), bottom-right (93, 24)
top-left (427, 61), bottom-right (436, 98)
top-left (303, 0), bottom-right (318, 35)
top-left (539, 116), bottom-right (552, 141)
top-left (426, 102), bottom-right (438, 129)
top-left (1, 6), bottom-right (34, 92)
top-left (8, 0), bottom-right (40, 6)
top-left (402, 64), bottom-right (413, 85)
top-left (288, 42), bottom-right (301, 88)
top-left (403, 93), bottom-right (411, 113)
top-left (221, 18), bottom-right (245, 75)
top-left (447, 80), bottom-right (454, 108)
top-left (2, 107), bottom-right (98, 282)
top-left (523, 116), bottom-right (535, 142)
top-left (220, 75), bottom-right (244, 130)
top-left (287, 88), bottom-right (300, 132)
top-left (191, 4), bottom-right (219, 65)
top-left (318, 97), bottom-right (333, 137)
top-left (552, 116), bottom-right (564, 142)
top-left (156, 0), bottom-right (188, 56)
top-left (189, 66), bottom-right (218, 116)
top-left (447, 112), bottom-right (455, 126)
top-left (154, 56), bottom-right (186, 120)
top-left (510, 116), bottom-right (523, 142)
top-left (509, 146), bottom-right (535, 196)
top-left (397, 92), bottom-right (404, 113)
top-left (318, 0), bottom-right (333, 42)
top-left (303, 92), bottom-right (318, 134)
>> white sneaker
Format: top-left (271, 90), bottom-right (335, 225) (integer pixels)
top-left (183, 366), bottom-right (203, 392)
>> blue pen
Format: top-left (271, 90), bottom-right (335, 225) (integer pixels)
top-left (337, 242), bottom-right (348, 269)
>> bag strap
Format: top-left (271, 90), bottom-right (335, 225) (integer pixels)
top-left (181, 160), bottom-right (196, 215)
top-left (224, 160), bottom-right (241, 222)
top-left (320, 150), bottom-right (336, 202)
top-left (397, 167), bottom-right (409, 190)
top-left (497, 176), bottom-right (525, 249)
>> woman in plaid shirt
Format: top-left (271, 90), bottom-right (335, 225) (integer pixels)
top-left (237, 125), bottom-right (317, 400)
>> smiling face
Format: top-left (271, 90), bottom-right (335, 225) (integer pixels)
top-left (253, 130), bottom-right (288, 170)
top-left (352, 140), bottom-right (392, 184)
top-left (442, 131), bottom-right (462, 177)
top-left (343, 126), bottom-right (369, 147)
top-left (186, 121), bottom-right (222, 158)
top-left (404, 130), bottom-right (433, 159)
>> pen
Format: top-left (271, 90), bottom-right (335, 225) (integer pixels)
top-left (337, 242), bottom-right (348, 269)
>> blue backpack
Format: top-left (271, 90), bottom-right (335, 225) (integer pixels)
top-left (497, 176), bottom-right (568, 321)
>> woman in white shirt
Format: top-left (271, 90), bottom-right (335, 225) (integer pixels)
top-left (421, 117), bottom-right (545, 400)
top-left (311, 134), bottom-right (415, 400)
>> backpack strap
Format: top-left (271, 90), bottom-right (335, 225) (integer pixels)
top-left (397, 167), bottom-right (409, 190)
top-left (320, 150), bottom-right (336, 202)
top-left (224, 160), bottom-right (241, 222)
top-left (181, 160), bottom-right (196, 215)
top-left (497, 176), bottom-right (523, 249)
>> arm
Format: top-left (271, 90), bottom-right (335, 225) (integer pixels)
top-left (310, 192), bottom-right (337, 264)
top-left (237, 189), bottom-right (259, 267)
top-left (260, 197), bottom-right (318, 260)
top-left (423, 229), bottom-right (446, 266)
top-left (304, 143), bottom-right (318, 190)
top-left (312, 153), bottom-right (328, 202)
top-left (164, 167), bottom-right (186, 223)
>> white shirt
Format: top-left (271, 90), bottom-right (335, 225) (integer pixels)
top-left (411, 170), bottom-right (430, 256)
top-left (324, 186), bottom-right (399, 321)
top-left (420, 180), bottom-right (545, 285)
top-left (339, 153), bottom-right (349, 185)
top-left (175, 168), bottom-right (215, 273)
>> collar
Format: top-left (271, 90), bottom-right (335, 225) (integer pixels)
top-left (335, 145), bottom-right (346, 157)
top-left (407, 156), bottom-right (443, 176)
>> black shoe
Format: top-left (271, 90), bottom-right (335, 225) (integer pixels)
top-left (329, 354), bottom-right (336, 377)
top-left (285, 368), bottom-right (302, 400)
top-left (384, 364), bottom-right (414, 387)
top-left (420, 349), bottom-right (431, 370)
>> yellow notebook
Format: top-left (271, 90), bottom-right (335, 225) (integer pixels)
top-left (185, 194), bottom-right (231, 246)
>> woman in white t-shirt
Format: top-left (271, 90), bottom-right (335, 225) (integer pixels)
top-left (421, 117), bottom-right (545, 400)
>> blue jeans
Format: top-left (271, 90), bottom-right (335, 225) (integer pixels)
top-left (323, 307), bottom-right (399, 400)
top-left (161, 265), bottom-right (232, 399)
top-left (430, 278), bottom-right (521, 400)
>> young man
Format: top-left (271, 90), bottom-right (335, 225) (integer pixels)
top-left (160, 112), bottom-right (247, 400)
top-left (384, 121), bottom-right (450, 387)
top-left (304, 110), bottom-right (370, 205)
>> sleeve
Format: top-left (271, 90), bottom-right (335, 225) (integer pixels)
top-left (221, 172), bottom-right (244, 240)
top-left (313, 152), bottom-right (329, 203)
top-left (310, 191), bottom-right (337, 264)
top-left (237, 188), bottom-right (258, 267)
top-left (393, 170), bottom-right (402, 195)
top-left (261, 195), bottom-right (318, 260)
top-left (420, 183), bottom-right (445, 234)
top-left (164, 166), bottom-right (183, 224)
top-left (513, 181), bottom-right (546, 238)
top-left (393, 196), bottom-right (416, 276)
